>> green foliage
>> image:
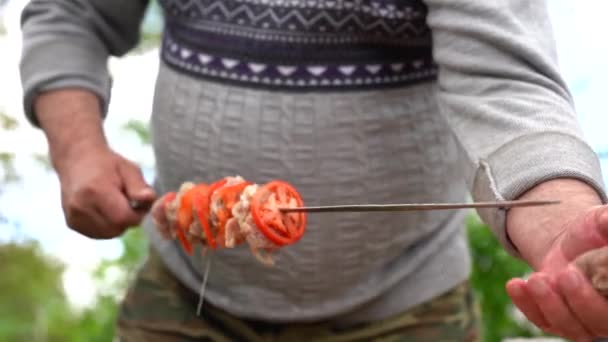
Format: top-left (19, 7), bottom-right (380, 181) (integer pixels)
top-left (0, 152), bottom-right (19, 183)
top-left (467, 215), bottom-right (547, 341)
top-left (0, 240), bottom-right (69, 341)
top-left (0, 112), bottom-right (18, 130)
top-left (0, 229), bottom-right (149, 342)
top-left (133, 30), bottom-right (162, 53)
top-left (122, 119), bottom-right (151, 145)
top-left (0, 111), bottom-right (20, 183)
top-left (32, 153), bottom-right (53, 172)
top-left (132, 0), bottom-right (163, 53)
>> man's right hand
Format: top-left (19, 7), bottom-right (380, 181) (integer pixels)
top-left (56, 144), bottom-right (156, 239)
top-left (35, 88), bottom-right (156, 239)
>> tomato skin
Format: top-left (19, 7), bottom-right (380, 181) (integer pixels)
top-left (192, 178), bottom-right (228, 250)
top-left (162, 191), bottom-right (194, 255)
top-left (176, 184), bottom-right (212, 255)
top-left (177, 184), bottom-right (207, 232)
top-left (193, 189), bottom-right (215, 249)
top-left (175, 224), bottom-right (193, 254)
top-left (250, 180), bottom-right (306, 247)
top-left (213, 181), bottom-right (252, 248)
top-left (162, 192), bottom-right (177, 206)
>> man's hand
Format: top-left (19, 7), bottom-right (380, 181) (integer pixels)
top-left (505, 179), bottom-right (608, 340)
top-left (57, 145), bottom-right (156, 239)
top-left (35, 88), bottom-right (156, 239)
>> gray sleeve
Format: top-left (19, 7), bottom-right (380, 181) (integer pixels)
top-left (19, 0), bottom-right (149, 127)
top-left (423, 0), bottom-right (607, 256)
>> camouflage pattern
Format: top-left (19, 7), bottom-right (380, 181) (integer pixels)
top-left (116, 249), bottom-right (481, 341)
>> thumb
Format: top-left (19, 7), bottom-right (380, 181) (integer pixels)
top-left (117, 160), bottom-right (156, 203)
top-left (561, 205), bottom-right (608, 261)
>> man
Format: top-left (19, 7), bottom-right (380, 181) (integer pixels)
top-left (19, 0), bottom-right (608, 340)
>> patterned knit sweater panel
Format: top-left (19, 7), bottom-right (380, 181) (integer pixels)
top-left (159, 0), bottom-right (437, 91)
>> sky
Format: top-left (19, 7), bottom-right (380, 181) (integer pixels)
top-left (1, 0), bottom-right (608, 309)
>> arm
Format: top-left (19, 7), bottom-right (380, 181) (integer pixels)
top-left (422, 1), bottom-right (608, 338)
top-left (20, 0), bottom-right (149, 126)
top-left (421, 0), bottom-right (606, 256)
top-left (20, 0), bottom-right (155, 239)
top-left (506, 178), bottom-right (602, 270)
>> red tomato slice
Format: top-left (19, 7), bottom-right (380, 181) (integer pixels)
top-left (177, 184), bottom-right (207, 233)
top-left (214, 181), bottom-right (252, 248)
top-left (162, 192), bottom-right (177, 206)
top-left (219, 181), bottom-right (252, 211)
top-left (177, 184), bottom-right (208, 255)
top-left (175, 224), bottom-right (193, 255)
top-left (192, 178), bottom-right (228, 250)
top-left (250, 180), bottom-right (306, 246)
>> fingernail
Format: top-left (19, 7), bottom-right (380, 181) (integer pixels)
top-left (562, 270), bottom-right (581, 292)
top-left (139, 188), bottom-right (156, 197)
top-left (507, 282), bottom-right (524, 297)
top-left (528, 277), bottom-right (548, 297)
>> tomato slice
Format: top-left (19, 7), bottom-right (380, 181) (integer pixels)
top-left (192, 178), bottom-right (228, 250)
top-left (162, 191), bottom-right (177, 209)
top-left (177, 184), bottom-right (206, 231)
top-left (250, 180), bottom-right (306, 246)
top-left (214, 181), bottom-right (252, 247)
top-left (219, 181), bottom-right (252, 212)
top-left (177, 184), bottom-right (209, 254)
top-left (175, 224), bottom-right (193, 254)
top-left (162, 191), bottom-right (193, 254)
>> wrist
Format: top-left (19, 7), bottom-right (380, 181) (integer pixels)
top-left (34, 88), bottom-right (109, 171)
top-left (506, 178), bottom-right (603, 269)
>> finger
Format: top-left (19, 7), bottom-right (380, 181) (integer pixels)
top-left (117, 160), bottom-right (156, 202)
top-left (64, 201), bottom-right (118, 239)
top-left (562, 206), bottom-right (608, 261)
top-left (525, 274), bottom-right (593, 340)
top-left (94, 186), bottom-right (144, 232)
top-left (506, 278), bottom-right (550, 330)
top-left (558, 266), bottom-right (608, 336)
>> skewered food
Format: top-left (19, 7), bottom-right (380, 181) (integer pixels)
top-left (152, 176), bottom-right (306, 265)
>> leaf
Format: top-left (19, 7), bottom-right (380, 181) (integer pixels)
top-left (32, 153), bottom-right (53, 172)
top-left (0, 112), bottom-right (18, 130)
top-left (122, 119), bottom-right (151, 145)
top-left (0, 152), bottom-right (19, 183)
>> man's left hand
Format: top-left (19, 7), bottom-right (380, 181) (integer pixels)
top-left (506, 203), bottom-right (608, 340)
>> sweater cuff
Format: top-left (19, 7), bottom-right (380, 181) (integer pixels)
top-left (20, 38), bottom-right (112, 127)
top-left (472, 132), bottom-right (607, 258)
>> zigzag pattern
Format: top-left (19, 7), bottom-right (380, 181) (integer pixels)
top-left (231, 0), bottom-right (421, 16)
top-left (161, 32), bottom-right (436, 91)
top-left (161, 0), bottom-right (428, 36)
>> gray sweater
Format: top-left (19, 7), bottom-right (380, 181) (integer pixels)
top-left (19, 0), bottom-right (607, 324)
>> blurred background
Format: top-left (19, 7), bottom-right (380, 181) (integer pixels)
top-left (0, 0), bottom-right (606, 341)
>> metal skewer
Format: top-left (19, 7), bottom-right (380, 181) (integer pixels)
top-left (279, 199), bottom-right (560, 213)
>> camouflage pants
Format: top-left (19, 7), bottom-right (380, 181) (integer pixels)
top-left (116, 248), bottom-right (481, 341)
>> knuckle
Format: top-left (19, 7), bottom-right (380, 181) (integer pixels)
top-left (64, 200), bottom-right (86, 221)
top-left (78, 183), bottom-right (99, 198)
top-left (121, 158), bottom-right (140, 172)
top-left (98, 229), bottom-right (121, 240)
top-left (64, 215), bottom-right (80, 230)
top-left (109, 210), bottom-right (138, 228)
